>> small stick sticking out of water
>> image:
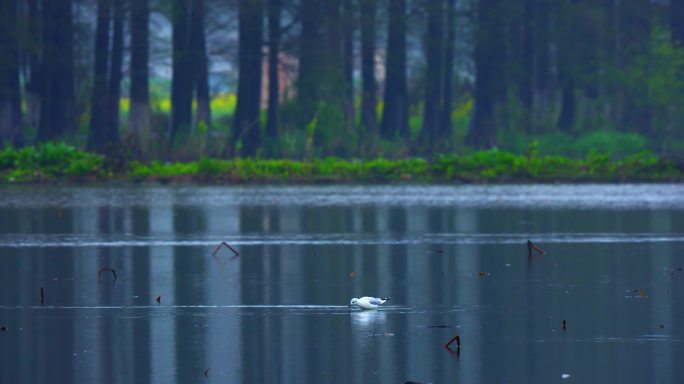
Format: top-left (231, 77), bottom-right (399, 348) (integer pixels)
top-left (444, 335), bottom-right (461, 349)
top-left (40, 287), bottom-right (44, 306)
top-left (212, 241), bottom-right (239, 257)
top-left (98, 268), bottom-right (117, 281)
top-left (562, 320), bottom-right (567, 330)
top-left (527, 240), bottom-right (546, 257)
top-left (156, 295), bottom-right (161, 304)
top-left (204, 368), bottom-right (210, 378)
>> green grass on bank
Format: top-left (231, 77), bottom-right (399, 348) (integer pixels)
top-left (0, 143), bottom-right (682, 183)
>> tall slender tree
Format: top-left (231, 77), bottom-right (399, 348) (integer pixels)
top-left (106, 0), bottom-right (124, 146)
top-left (556, 0), bottom-right (577, 132)
top-left (673, 0), bottom-right (684, 45)
top-left (519, 0), bottom-right (535, 131)
top-left (25, 0), bottom-right (41, 134)
top-left (170, 0), bottom-right (193, 140)
top-left (440, 0), bottom-right (456, 144)
top-left (38, 0), bottom-right (75, 141)
top-left (129, 0), bottom-right (150, 152)
top-left (421, 0), bottom-right (445, 148)
top-left (381, 0), bottom-right (408, 139)
top-left (0, 0), bottom-right (23, 145)
top-left (265, 0), bottom-right (281, 156)
top-left (360, 0), bottom-right (377, 139)
top-left (191, 0), bottom-right (211, 131)
top-left (297, 0), bottom-right (320, 125)
top-left (466, 0), bottom-right (505, 148)
top-left (233, 0), bottom-right (263, 156)
top-left (341, 0), bottom-right (355, 132)
top-left (87, 0), bottom-right (111, 150)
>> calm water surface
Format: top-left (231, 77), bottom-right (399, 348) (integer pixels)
top-left (1, 184), bottom-right (684, 383)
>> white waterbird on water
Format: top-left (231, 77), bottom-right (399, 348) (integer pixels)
top-left (348, 296), bottom-right (389, 310)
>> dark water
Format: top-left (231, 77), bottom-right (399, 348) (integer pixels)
top-left (1, 184), bottom-right (684, 383)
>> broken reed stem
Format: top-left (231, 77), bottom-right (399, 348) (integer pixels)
top-left (212, 241), bottom-right (239, 257)
top-left (98, 268), bottom-right (118, 281)
top-left (444, 335), bottom-right (460, 349)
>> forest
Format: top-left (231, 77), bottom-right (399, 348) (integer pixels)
top-left (0, 0), bottom-right (683, 165)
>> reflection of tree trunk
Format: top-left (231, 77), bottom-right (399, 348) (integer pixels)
top-left (170, 0), bottom-right (193, 141)
top-left (440, 0), bottom-right (456, 145)
top-left (0, 0), bottom-right (23, 145)
top-left (265, 0), bottom-right (281, 156)
top-left (191, 0), bottom-right (211, 132)
top-left (107, 0), bottom-right (124, 147)
top-left (129, 0), bottom-right (150, 155)
top-left (381, 0), bottom-right (408, 139)
top-left (360, 0), bottom-right (377, 138)
top-left (26, 0), bottom-right (41, 135)
top-left (38, 0), bottom-right (75, 141)
top-left (421, 0), bottom-right (445, 149)
top-left (87, 0), bottom-right (111, 150)
top-left (233, 0), bottom-right (263, 156)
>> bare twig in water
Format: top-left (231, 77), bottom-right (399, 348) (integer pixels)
top-left (444, 335), bottom-right (461, 349)
top-left (212, 241), bottom-right (239, 257)
top-left (40, 287), bottom-right (44, 306)
top-left (98, 268), bottom-right (117, 281)
top-left (527, 240), bottom-right (546, 257)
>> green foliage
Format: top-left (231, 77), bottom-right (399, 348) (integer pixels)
top-left (501, 131), bottom-right (648, 158)
top-left (1, 143), bottom-right (681, 183)
top-left (0, 143), bottom-right (105, 181)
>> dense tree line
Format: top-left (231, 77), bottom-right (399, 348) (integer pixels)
top-left (0, 0), bottom-right (682, 158)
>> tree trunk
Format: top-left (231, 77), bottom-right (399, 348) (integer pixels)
top-left (233, 0), bottom-right (263, 156)
top-left (129, 0), bottom-right (150, 155)
top-left (556, 0), bottom-right (576, 133)
top-left (439, 0), bottom-right (456, 145)
top-left (87, 0), bottom-right (111, 151)
top-left (672, 0), bottom-right (684, 45)
top-left (191, 0), bottom-right (211, 131)
top-left (38, 0), bottom-right (75, 141)
top-left (0, 0), bottom-right (23, 145)
top-left (342, 0), bottom-right (354, 133)
top-left (360, 0), bottom-right (377, 139)
top-left (25, 0), bottom-right (41, 135)
top-left (534, 0), bottom-right (550, 126)
top-left (170, 0), bottom-right (193, 141)
top-left (106, 0), bottom-right (123, 147)
top-left (265, 0), bottom-right (281, 157)
top-left (558, 79), bottom-right (575, 132)
top-left (520, 0), bottom-right (535, 132)
top-left (421, 0), bottom-right (445, 149)
top-left (381, 0), bottom-right (408, 139)
top-left (297, 0), bottom-right (321, 125)
top-left (465, 0), bottom-right (505, 148)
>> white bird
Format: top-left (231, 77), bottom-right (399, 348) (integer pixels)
top-left (348, 296), bottom-right (389, 310)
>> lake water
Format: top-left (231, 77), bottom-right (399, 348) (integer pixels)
top-left (1, 184), bottom-right (684, 383)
